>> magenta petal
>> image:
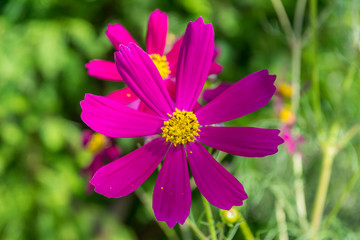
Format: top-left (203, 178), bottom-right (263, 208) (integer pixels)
top-left (81, 94), bottom-right (163, 138)
top-left (106, 24), bottom-right (138, 50)
top-left (85, 60), bottom-right (123, 81)
top-left (187, 141), bottom-right (248, 209)
top-left (208, 62), bottom-right (223, 75)
top-left (198, 126), bottom-right (284, 157)
top-left (203, 83), bottom-right (232, 102)
top-left (106, 87), bottom-right (138, 105)
top-left (175, 17), bottom-right (214, 111)
top-left (115, 44), bottom-right (174, 118)
top-left (146, 9), bottom-right (168, 55)
top-left (153, 145), bottom-right (191, 228)
top-left (196, 69), bottom-right (276, 125)
top-left (90, 138), bottom-right (169, 198)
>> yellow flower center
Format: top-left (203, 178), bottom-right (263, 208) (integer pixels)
top-left (161, 109), bottom-right (200, 146)
top-left (149, 54), bottom-right (171, 79)
top-left (87, 132), bottom-right (108, 153)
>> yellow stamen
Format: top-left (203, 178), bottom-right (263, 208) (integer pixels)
top-left (87, 132), bottom-right (108, 153)
top-left (149, 54), bottom-right (171, 79)
top-left (126, 93), bottom-right (131, 97)
top-left (161, 108), bottom-right (200, 146)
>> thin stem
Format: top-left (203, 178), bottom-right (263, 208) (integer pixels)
top-left (227, 223), bottom-right (240, 240)
top-left (310, 145), bottom-right (337, 236)
top-left (271, 0), bottom-right (296, 45)
top-left (302, 1), bottom-right (333, 47)
top-left (201, 195), bottom-right (217, 240)
top-left (291, 40), bottom-right (302, 114)
top-left (218, 224), bottom-right (225, 240)
top-left (275, 200), bottom-right (289, 240)
top-left (309, 0), bottom-right (322, 129)
top-left (294, 0), bottom-right (308, 38)
top-left (135, 187), bottom-right (179, 240)
top-left (337, 124), bottom-right (360, 150)
top-left (185, 219), bottom-right (208, 240)
top-left (352, 0), bottom-right (360, 50)
top-left (292, 152), bottom-right (309, 232)
top-left (290, 1), bottom-right (308, 231)
top-left (216, 150), bottom-right (228, 163)
top-left (323, 165), bottom-right (360, 229)
top-left (342, 63), bottom-right (358, 93)
top-left (238, 212), bottom-right (255, 240)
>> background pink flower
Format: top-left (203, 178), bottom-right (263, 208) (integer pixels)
top-left (81, 130), bottom-right (122, 193)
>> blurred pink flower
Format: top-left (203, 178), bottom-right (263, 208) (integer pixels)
top-left (81, 130), bottom-right (122, 193)
top-left (81, 18), bottom-right (283, 227)
top-left (281, 125), bottom-right (304, 155)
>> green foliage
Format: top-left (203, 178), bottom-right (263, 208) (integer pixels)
top-left (0, 0), bottom-right (360, 239)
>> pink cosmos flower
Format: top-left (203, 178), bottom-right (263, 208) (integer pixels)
top-left (281, 125), bottom-right (304, 155)
top-left (81, 17), bottom-right (283, 228)
top-left (85, 9), bottom-right (222, 107)
top-left (81, 130), bottom-right (122, 193)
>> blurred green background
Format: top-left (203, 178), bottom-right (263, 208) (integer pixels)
top-left (1, 0), bottom-right (360, 239)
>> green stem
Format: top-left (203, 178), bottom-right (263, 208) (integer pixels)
top-left (310, 0), bottom-right (322, 129)
top-left (218, 224), bottom-right (225, 240)
top-left (201, 195), bottom-right (217, 240)
top-left (291, 1), bottom-right (308, 231)
top-left (291, 40), bottom-right (301, 114)
top-left (275, 200), bottom-right (289, 240)
top-left (310, 145), bottom-right (337, 237)
top-left (227, 223), bottom-right (240, 240)
top-left (337, 124), bottom-right (360, 150)
top-left (135, 187), bottom-right (179, 240)
top-left (342, 63), bottom-right (357, 94)
top-left (238, 212), bottom-right (255, 240)
top-left (215, 150), bottom-right (228, 163)
top-left (292, 152), bottom-right (309, 232)
top-left (271, 0), bottom-right (295, 45)
top-left (294, 0), bottom-right (308, 38)
top-left (323, 166), bottom-right (360, 229)
top-left (185, 218), bottom-right (208, 240)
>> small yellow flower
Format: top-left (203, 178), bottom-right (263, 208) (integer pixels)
top-left (278, 82), bottom-right (292, 99)
top-left (279, 105), bottom-right (296, 125)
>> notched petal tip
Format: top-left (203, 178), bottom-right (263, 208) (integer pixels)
top-left (194, 16), bottom-right (205, 24)
top-left (106, 23), bottom-right (138, 50)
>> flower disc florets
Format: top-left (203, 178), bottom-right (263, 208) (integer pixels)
top-left (149, 54), bottom-right (171, 79)
top-left (161, 108), bottom-right (200, 146)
